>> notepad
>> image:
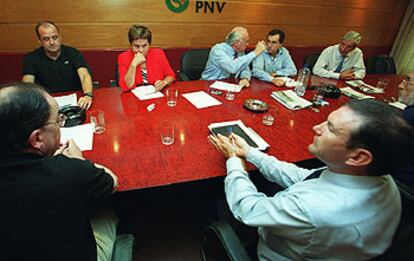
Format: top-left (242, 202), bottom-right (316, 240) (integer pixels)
top-left (131, 85), bottom-right (164, 100)
top-left (346, 80), bottom-right (384, 94)
top-left (208, 120), bottom-right (269, 151)
top-left (210, 81), bottom-right (242, 92)
top-left (340, 87), bottom-right (374, 99)
top-left (54, 93), bottom-right (77, 108)
top-left (271, 90), bottom-right (313, 110)
top-left (182, 91), bottom-right (222, 109)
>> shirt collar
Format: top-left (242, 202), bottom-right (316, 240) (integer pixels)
top-left (319, 168), bottom-right (387, 188)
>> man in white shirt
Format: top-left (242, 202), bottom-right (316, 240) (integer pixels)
top-left (209, 99), bottom-right (413, 260)
top-left (313, 31), bottom-right (366, 80)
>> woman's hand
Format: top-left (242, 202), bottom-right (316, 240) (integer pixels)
top-left (131, 52), bottom-right (146, 67)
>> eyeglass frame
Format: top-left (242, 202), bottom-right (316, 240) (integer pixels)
top-left (44, 113), bottom-right (67, 128)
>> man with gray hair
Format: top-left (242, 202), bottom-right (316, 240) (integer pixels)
top-left (313, 31), bottom-right (366, 80)
top-left (202, 27), bottom-right (266, 88)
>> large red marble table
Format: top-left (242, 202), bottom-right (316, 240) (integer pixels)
top-left (81, 75), bottom-right (402, 191)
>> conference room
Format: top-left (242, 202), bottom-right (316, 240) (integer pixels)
top-left (1, 0), bottom-right (414, 260)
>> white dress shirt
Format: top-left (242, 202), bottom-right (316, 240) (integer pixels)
top-left (225, 149), bottom-right (401, 260)
top-left (313, 44), bottom-right (366, 80)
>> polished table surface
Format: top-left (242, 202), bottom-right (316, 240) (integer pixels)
top-left (81, 75), bottom-right (403, 191)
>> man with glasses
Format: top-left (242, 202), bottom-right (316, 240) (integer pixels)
top-left (0, 82), bottom-right (118, 261)
top-left (394, 72), bottom-right (414, 188)
top-left (313, 31), bottom-right (366, 80)
top-left (22, 20), bottom-right (94, 110)
top-left (202, 26), bottom-right (266, 88)
top-left (252, 29), bottom-right (297, 86)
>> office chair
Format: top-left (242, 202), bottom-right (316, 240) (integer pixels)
top-left (111, 234), bottom-right (135, 261)
top-left (365, 55), bottom-right (397, 74)
top-left (179, 48), bottom-right (210, 81)
top-left (303, 53), bottom-right (321, 72)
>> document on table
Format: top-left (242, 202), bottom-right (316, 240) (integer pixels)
top-left (340, 87), bottom-right (374, 99)
top-left (389, 101), bottom-right (407, 110)
top-left (210, 81), bottom-right (242, 92)
top-left (131, 85), bottom-right (164, 100)
top-left (60, 123), bottom-right (94, 151)
top-left (208, 119), bottom-right (269, 151)
top-left (345, 80), bottom-right (383, 94)
top-left (54, 93), bottom-right (77, 108)
top-left (182, 91), bottom-right (222, 109)
top-left (271, 90), bottom-right (313, 110)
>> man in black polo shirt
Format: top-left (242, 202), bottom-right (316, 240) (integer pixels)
top-left (22, 20), bottom-right (93, 109)
top-left (0, 82), bottom-right (118, 260)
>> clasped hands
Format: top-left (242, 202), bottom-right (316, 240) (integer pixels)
top-left (208, 133), bottom-right (251, 159)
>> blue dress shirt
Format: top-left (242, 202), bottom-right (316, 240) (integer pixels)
top-left (225, 149), bottom-right (401, 260)
top-left (201, 42), bottom-right (256, 80)
top-left (252, 47), bottom-right (297, 82)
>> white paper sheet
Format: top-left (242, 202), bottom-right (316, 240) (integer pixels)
top-left (131, 85), bottom-right (164, 100)
top-left (389, 101), bottom-right (407, 110)
top-left (60, 123), bottom-right (94, 151)
top-left (182, 91), bottom-right (222, 109)
top-left (54, 93), bottom-right (77, 108)
top-left (210, 81), bottom-right (242, 92)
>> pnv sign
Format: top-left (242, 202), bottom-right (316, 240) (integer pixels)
top-left (165, 0), bottom-right (226, 14)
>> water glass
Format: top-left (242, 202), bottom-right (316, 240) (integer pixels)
top-left (90, 110), bottom-right (105, 134)
top-left (160, 122), bottom-right (175, 145)
top-left (166, 88), bottom-right (178, 107)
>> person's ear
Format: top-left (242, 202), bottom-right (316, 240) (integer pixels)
top-left (28, 129), bottom-right (43, 150)
top-left (345, 148), bottom-right (372, 168)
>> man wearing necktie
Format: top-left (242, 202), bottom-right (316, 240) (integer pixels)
top-left (313, 31), bottom-right (366, 80)
top-left (209, 99), bottom-right (413, 260)
top-left (202, 26), bottom-right (266, 88)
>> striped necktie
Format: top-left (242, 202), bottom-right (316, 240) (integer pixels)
top-left (334, 56), bottom-right (345, 73)
top-left (303, 168), bottom-right (325, 181)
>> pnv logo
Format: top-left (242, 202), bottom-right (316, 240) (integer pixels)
top-left (165, 0), bottom-right (190, 13)
top-left (166, 0), bottom-right (226, 14)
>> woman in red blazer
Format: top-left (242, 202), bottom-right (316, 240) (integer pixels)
top-left (117, 25), bottom-right (175, 92)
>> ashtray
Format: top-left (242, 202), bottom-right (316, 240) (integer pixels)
top-left (243, 99), bottom-right (269, 112)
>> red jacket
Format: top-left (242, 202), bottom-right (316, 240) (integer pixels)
top-left (117, 48), bottom-right (175, 92)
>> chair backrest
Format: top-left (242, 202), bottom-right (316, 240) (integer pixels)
top-left (179, 48), bottom-right (210, 81)
top-left (303, 53), bottom-right (320, 72)
top-left (365, 55), bottom-right (397, 74)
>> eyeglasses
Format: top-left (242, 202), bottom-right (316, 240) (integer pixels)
top-left (44, 114), bottom-right (67, 128)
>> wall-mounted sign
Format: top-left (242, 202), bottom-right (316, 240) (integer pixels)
top-left (165, 0), bottom-right (226, 14)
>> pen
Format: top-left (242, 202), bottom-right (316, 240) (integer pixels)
top-left (228, 127), bottom-right (235, 146)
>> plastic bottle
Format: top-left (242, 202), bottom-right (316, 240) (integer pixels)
top-left (294, 65), bottom-right (310, 97)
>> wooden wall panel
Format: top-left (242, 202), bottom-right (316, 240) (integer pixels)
top-left (0, 0), bottom-right (409, 52)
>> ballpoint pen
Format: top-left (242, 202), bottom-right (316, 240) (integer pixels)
top-left (228, 127), bottom-right (235, 146)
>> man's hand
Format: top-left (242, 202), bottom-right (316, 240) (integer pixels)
top-left (54, 139), bottom-right (84, 160)
top-left (131, 52), bottom-right (146, 67)
top-left (154, 79), bottom-right (167, 92)
top-left (77, 95), bottom-right (92, 110)
top-left (239, 78), bottom-right (250, 88)
top-left (254, 40), bottom-right (266, 56)
top-left (208, 133), bottom-right (251, 159)
top-left (339, 70), bottom-right (355, 80)
top-left (272, 77), bottom-right (285, 87)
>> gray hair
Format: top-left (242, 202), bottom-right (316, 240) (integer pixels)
top-left (225, 30), bottom-right (243, 45)
top-left (343, 31), bottom-right (362, 45)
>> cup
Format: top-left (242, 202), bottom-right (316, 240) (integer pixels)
top-left (377, 78), bottom-right (389, 92)
top-left (160, 122), bottom-right (175, 145)
top-left (166, 88), bottom-right (178, 107)
top-left (262, 107), bottom-right (277, 126)
top-left (90, 110), bottom-right (105, 134)
top-left (312, 86), bottom-right (325, 105)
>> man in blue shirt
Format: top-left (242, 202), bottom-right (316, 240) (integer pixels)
top-left (202, 26), bottom-right (266, 88)
top-left (209, 99), bottom-right (414, 260)
top-left (252, 29), bottom-right (297, 86)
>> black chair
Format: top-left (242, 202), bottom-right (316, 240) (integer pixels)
top-left (365, 55), bottom-right (397, 74)
top-left (111, 234), bottom-right (135, 261)
top-left (109, 61), bottom-right (120, 87)
top-left (303, 53), bottom-right (320, 72)
top-left (179, 48), bottom-right (210, 81)
top-left (201, 180), bottom-right (414, 261)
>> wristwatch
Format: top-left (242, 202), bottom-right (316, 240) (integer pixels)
top-left (84, 92), bottom-right (93, 98)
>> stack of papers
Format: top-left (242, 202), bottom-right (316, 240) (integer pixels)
top-left (389, 101), bottom-right (407, 110)
top-left (60, 123), bottom-right (94, 151)
top-left (131, 85), bottom-right (164, 100)
top-left (210, 81), bottom-right (242, 92)
top-left (346, 80), bottom-right (384, 94)
top-left (340, 87), bottom-right (374, 99)
top-left (54, 93), bottom-right (77, 108)
top-left (271, 90), bottom-right (313, 110)
top-left (208, 120), bottom-right (269, 151)
top-left (182, 91), bottom-right (222, 109)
